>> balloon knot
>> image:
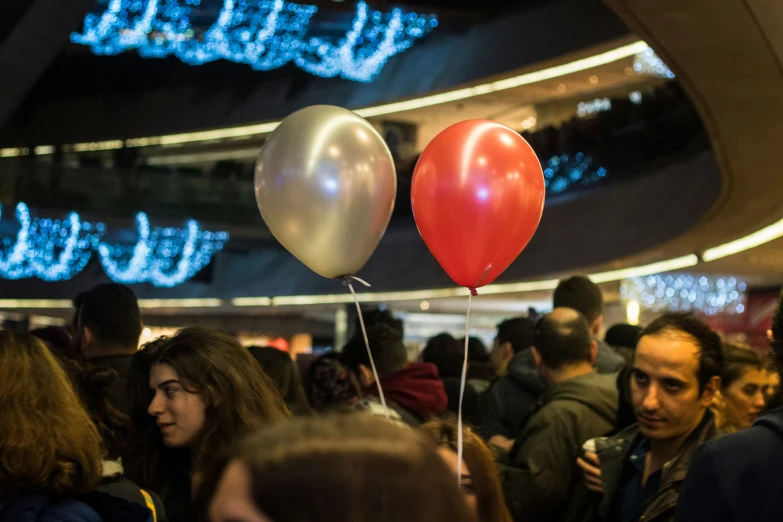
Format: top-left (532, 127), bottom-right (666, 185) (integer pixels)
top-left (469, 287), bottom-right (478, 297)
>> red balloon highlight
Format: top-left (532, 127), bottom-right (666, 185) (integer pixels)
top-left (411, 120), bottom-right (545, 290)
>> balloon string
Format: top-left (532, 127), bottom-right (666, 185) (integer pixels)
top-left (343, 277), bottom-right (390, 419)
top-left (457, 291), bottom-right (473, 485)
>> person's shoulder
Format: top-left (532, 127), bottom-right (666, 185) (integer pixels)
top-left (0, 493), bottom-right (103, 522)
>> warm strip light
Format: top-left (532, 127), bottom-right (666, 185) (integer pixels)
top-left (588, 255), bottom-right (699, 284)
top-left (0, 299), bottom-right (72, 308)
top-left (76, 40), bottom-right (648, 150)
top-left (138, 298), bottom-right (226, 308)
top-left (0, 148), bottom-right (22, 158)
top-left (63, 140), bottom-right (125, 152)
top-left (230, 297), bottom-right (274, 306)
top-left (702, 217), bottom-right (783, 262)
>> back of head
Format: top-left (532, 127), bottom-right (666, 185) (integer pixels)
top-left (420, 418), bottom-right (512, 522)
top-left (553, 276), bottom-right (603, 324)
top-left (221, 415), bottom-right (474, 522)
top-left (308, 353), bottom-right (361, 411)
top-left (534, 308), bottom-right (593, 369)
top-left (497, 317), bottom-right (535, 354)
top-left (771, 291), bottom-right (783, 365)
top-left (357, 307), bottom-right (404, 338)
top-left (641, 313), bottom-right (723, 391)
top-left (421, 333), bottom-right (463, 379)
top-left (342, 323), bottom-right (408, 376)
top-left (466, 337), bottom-right (489, 363)
top-left (0, 332), bottom-right (103, 495)
top-left (722, 342), bottom-right (766, 389)
top-left (605, 323), bottom-right (642, 350)
top-left (73, 283), bottom-right (142, 352)
top-left (247, 346), bottom-right (310, 413)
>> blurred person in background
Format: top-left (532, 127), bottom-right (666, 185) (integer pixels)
top-left (73, 283), bottom-right (143, 413)
top-left (464, 336), bottom-right (494, 393)
top-left (674, 293), bottom-right (783, 522)
top-left (123, 327), bottom-right (289, 522)
top-left (605, 323), bottom-right (643, 365)
top-left (421, 418), bottom-right (513, 522)
top-left (421, 333), bottom-right (481, 425)
top-left (0, 332), bottom-right (154, 522)
top-left (553, 276), bottom-right (625, 372)
top-left (307, 352), bottom-right (405, 423)
top-left (578, 313), bottom-right (722, 522)
top-left (764, 364), bottom-right (780, 406)
top-left (342, 324), bottom-right (447, 425)
top-left (247, 346), bottom-right (312, 416)
top-left (503, 309), bottom-right (617, 522)
top-left (208, 415), bottom-right (475, 522)
top-left (481, 317), bottom-right (537, 446)
top-left (711, 343), bottom-right (768, 434)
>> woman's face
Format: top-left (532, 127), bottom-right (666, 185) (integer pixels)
top-left (724, 367), bottom-right (768, 428)
top-left (148, 363), bottom-right (208, 448)
top-left (437, 447), bottom-right (477, 517)
top-left (210, 460), bottom-right (270, 522)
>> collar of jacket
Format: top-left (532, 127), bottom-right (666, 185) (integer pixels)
top-left (597, 409), bottom-right (719, 522)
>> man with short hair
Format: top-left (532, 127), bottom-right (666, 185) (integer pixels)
top-left (579, 313), bottom-right (723, 522)
top-left (480, 317), bottom-right (538, 444)
top-left (503, 308), bottom-right (618, 522)
top-left (554, 275), bottom-right (626, 372)
top-left (73, 283), bottom-right (142, 413)
top-left (342, 323), bottom-right (447, 425)
top-left (674, 293), bottom-right (783, 522)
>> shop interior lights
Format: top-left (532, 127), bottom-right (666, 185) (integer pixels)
top-left (0, 202), bottom-right (228, 287)
top-left (633, 48), bottom-right (675, 79)
top-left (621, 273), bottom-right (746, 316)
top-left (71, 0), bottom-right (437, 82)
top-left (543, 152), bottom-right (607, 194)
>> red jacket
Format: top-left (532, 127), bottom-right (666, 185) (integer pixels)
top-left (367, 362), bottom-right (448, 421)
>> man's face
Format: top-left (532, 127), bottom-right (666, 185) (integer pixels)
top-left (490, 337), bottom-right (510, 375)
top-left (631, 331), bottom-right (715, 441)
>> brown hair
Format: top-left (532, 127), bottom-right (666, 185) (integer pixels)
top-left (124, 328), bottom-right (290, 521)
top-left (219, 415), bottom-right (475, 522)
top-left (0, 332), bottom-right (103, 494)
top-left (420, 418), bottom-right (513, 522)
top-left (722, 342), bottom-right (766, 389)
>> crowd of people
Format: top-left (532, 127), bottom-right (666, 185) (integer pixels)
top-left (1, 277), bottom-right (783, 522)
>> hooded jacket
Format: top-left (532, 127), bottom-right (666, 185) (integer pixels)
top-left (367, 362), bottom-right (448, 424)
top-left (481, 340), bottom-right (624, 439)
top-left (674, 407), bottom-right (783, 522)
top-left (0, 491), bottom-right (153, 522)
top-left (502, 371), bottom-right (618, 522)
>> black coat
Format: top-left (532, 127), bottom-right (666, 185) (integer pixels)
top-left (675, 407), bottom-right (783, 522)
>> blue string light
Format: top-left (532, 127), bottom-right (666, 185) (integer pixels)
top-left (0, 202), bottom-right (228, 286)
top-left (542, 153), bottom-right (607, 195)
top-left (633, 48), bottom-right (675, 79)
top-left (621, 274), bottom-right (746, 316)
top-left (71, 0), bottom-right (437, 82)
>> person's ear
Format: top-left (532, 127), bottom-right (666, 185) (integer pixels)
top-left (588, 340), bottom-right (598, 365)
top-left (82, 327), bottom-right (94, 350)
top-left (699, 375), bottom-right (722, 406)
top-left (532, 346), bottom-right (542, 368)
top-left (503, 341), bottom-right (514, 361)
top-left (358, 364), bottom-right (375, 388)
top-left (590, 316), bottom-right (603, 336)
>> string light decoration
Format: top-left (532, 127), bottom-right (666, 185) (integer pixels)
top-left (577, 98), bottom-right (611, 118)
top-left (633, 48), bottom-right (675, 79)
top-left (0, 202), bottom-right (228, 286)
top-left (621, 274), bottom-right (747, 316)
top-left (543, 152), bottom-right (607, 195)
top-left (71, 0), bottom-right (438, 82)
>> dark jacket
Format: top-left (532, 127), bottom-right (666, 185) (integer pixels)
top-left (442, 376), bottom-right (481, 427)
top-left (503, 372), bottom-right (618, 522)
top-left (0, 491), bottom-right (153, 522)
top-left (597, 410), bottom-right (720, 522)
top-left (89, 354), bottom-right (134, 414)
top-left (482, 340), bottom-right (625, 439)
top-left (674, 407), bottom-right (783, 522)
top-left (367, 362), bottom-right (448, 423)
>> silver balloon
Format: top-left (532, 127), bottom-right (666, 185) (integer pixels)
top-left (255, 105), bottom-right (397, 279)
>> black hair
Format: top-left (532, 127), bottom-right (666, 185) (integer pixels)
top-left (356, 307), bottom-right (404, 338)
top-left (247, 346), bottom-right (311, 415)
top-left (533, 311), bottom-right (592, 369)
top-left (421, 333), bottom-right (463, 379)
top-left (72, 283), bottom-right (142, 350)
top-left (771, 291), bottom-right (783, 364)
top-left (341, 323), bottom-right (408, 376)
top-left (721, 343), bottom-right (766, 389)
top-left (641, 312), bottom-right (723, 392)
top-left (496, 317), bottom-right (535, 354)
top-left (465, 336), bottom-right (489, 363)
top-left (553, 276), bottom-right (603, 323)
top-left (605, 323), bottom-right (643, 350)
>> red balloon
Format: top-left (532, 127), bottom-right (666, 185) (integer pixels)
top-left (411, 120), bottom-right (545, 290)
